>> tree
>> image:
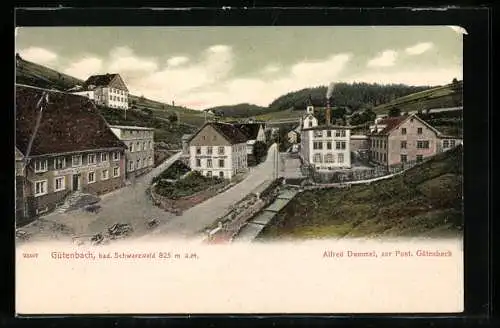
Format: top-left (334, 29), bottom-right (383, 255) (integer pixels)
top-left (388, 107), bottom-right (401, 117)
top-left (253, 141), bottom-right (268, 163)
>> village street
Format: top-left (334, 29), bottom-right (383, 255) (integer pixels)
top-left (19, 144), bottom-right (278, 243)
top-left (142, 143), bottom-right (279, 239)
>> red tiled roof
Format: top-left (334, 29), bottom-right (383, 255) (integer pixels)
top-left (371, 115), bottom-right (409, 136)
top-left (16, 85), bottom-right (127, 156)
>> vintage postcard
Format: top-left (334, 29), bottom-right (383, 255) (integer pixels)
top-left (15, 25), bottom-right (464, 314)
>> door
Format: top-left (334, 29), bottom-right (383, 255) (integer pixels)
top-left (72, 174), bottom-right (79, 191)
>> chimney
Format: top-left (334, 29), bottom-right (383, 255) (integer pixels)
top-left (325, 98), bottom-right (332, 126)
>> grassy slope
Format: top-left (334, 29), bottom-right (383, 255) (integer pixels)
top-left (16, 57), bottom-right (207, 127)
top-left (372, 82), bottom-right (462, 115)
top-left (99, 106), bottom-right (195, 146)
top-left (258, 145), bottom-right (463, 240)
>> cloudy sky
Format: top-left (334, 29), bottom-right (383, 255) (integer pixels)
top-left (16, 26), bottom-right (463, 110)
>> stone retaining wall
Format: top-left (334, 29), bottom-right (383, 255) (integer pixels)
top-left (150, 182), bottom-right (227, 214)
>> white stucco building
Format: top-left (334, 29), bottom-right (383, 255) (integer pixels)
top-left (70, 73), bottom-right (129, 110)
top-left (188, 122), bottom-right (248, 179)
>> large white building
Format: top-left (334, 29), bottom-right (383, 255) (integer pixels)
top-left (70, 73), bottom-right (129, 110)
top-left (299, 105), bottom-right (352, 170)
top-left (188, 122), bottom-right (248, 179)
top-left (300, 125), bottom-right (352, 170)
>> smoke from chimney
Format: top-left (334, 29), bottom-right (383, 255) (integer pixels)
top-left (325, 82), bottom-right (335, 125)
top-left (326, 82), bottom-right (335, 99)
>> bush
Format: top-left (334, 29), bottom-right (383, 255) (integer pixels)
top-left (253, 141), bottom-right (268, 163)
top-left (153, 160), bottom-right (191, 183)
top-left (155, 171), bottom-right (225, 199)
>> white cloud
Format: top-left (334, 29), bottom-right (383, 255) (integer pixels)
top-left (129, 44), bottom-right (235, 107)
top-left (19, 47), bottom-right (58, 65)
top-left (63, 57), bottom-right (103, 80)
top-left (108, 46), bottom-right (158, 73)
top-left (179, 53), bottom-right (352, 108)
top-left (367, 50), bottom-right (398, 68)
top-left (167, 56), bottom-right (189, 67)
top-left (262, 64), bottom-right (281, 74)
top-left (405, 42), bottom-right (434, 55)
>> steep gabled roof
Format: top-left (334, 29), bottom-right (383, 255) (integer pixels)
top-left (232, 123), bottom-right (263, 140)
top-left (16, 85), bottom-right (127, 157)
top-left (189, 122), bottom-right (248, 145)
top-left (84, 74), bottom-right (118, 87)
top-left (83, 73), bottom-right (128, 91)
top-left (210, 122), bottom-right (249, 144)
top-left (370, 114), bottom-right (443, 136)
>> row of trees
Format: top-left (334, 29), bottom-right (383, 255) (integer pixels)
top-left (267, 82), bottom-right (432, 113)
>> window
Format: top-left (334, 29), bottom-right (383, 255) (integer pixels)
top-left (136, 142), bottom-right (140, 151)
top-left (314, 130), bottom-right (323, 138)
top-left (416, 155), bottom-right (423, 162)
top-left (130, 142), bottom-right (134, 152)
top-left (142, 142), bottom-right (146, 151)
top-left (335, 130), bottom-right (341, 137)
top-left (207, 171), bottom-right (212, 177)
top-left (218, 146), bottom-right (225, 155)
top-left (196, 159), bottom-right (201, 167)
top-left (326, 142), bottom-right (332, 149)
top-left (142, 158), bottom-right (145, 168)
top-left (196, 147), bottom-right (202, 155)
top-left (308, 121), bottom-right (312, 127)
top-left (101, 153), bottom-right (108, 162)
top-left (340, 141), bottom-right (346, 150)
top-left (336, 141), bottom-right (341, 149)
top-left (34, 180), bottom-right (47, 197)
top-left (401, 155), bottom-right (407, 163)
top-left (313, 142), bottom-right (323, 150)
top-left (417, 127), bottom-right (423, 134)
top-left (54, 157), bottom-right (66, 170)
top-left (113, 152), bottom-right (120, 161)
top-left (88, 171), bottom-right (96, 183)
top-left (207, 159), bottom-right (213, 168)
top-left (72, 155), bottom-right (82, 167)
top-left (101, 169), bottom-right (109, 180)
top-left (340, 130), bottom-right (346, 137)
top-left (148, 157), bottom-right (153, 166)
top-left (207, 146), bottom-right (213, 155)
top-left (34, 160), bottom-right (48, 173)
top-left (219, 171), bottom-right (224, 178)
top-left (401, 128), bottom-right (407, 135)
top-left (202, 136), bottom-right (206, 140)
top-left (313, 153), bottom-right (322, 163)
top-left (128, 162), bottom-right (134, 172)
top-left (113, 167), bottom-right (120, 177)
top-left (136, 159), bottom-right (140, 169)
top-left (324, 153), bottom-right (334, 163)
top-left (338, 153), bottom-right (344, 163)
top-left (401, 141), bottom-right (407, 149)
top-left (384, 141), bottom-right (387, 149)
top-left (417, 141), bottom-right (430, 149)
top-left (87, 154), bottom-right (96, 165)
top-left (443, 140), bottom-right (449, 148)
top-left (219, 159), bottom-right (225, 168)
top-left (54, 177), bottom-right (65, 192)
top-left (383, 153), bottom-right (387, 162)
top-left (327, 131), bottom-right (332, 137)
top-left (450, 140), bottom-right (456, 147)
